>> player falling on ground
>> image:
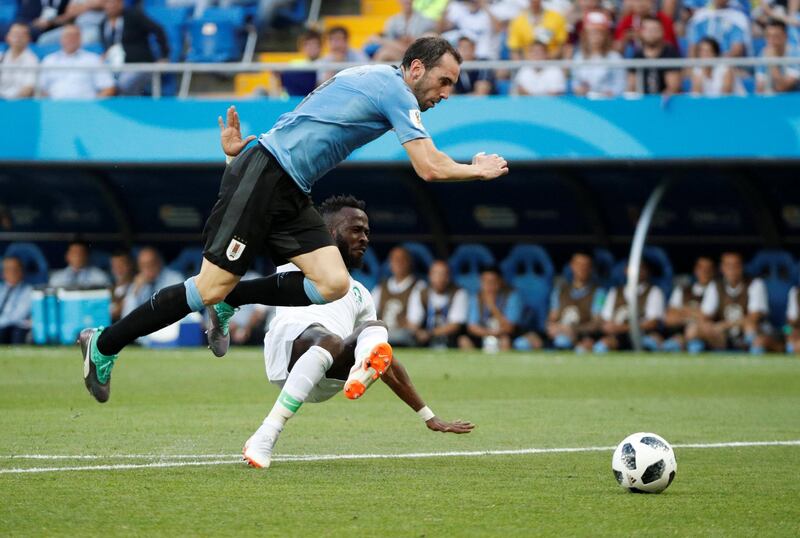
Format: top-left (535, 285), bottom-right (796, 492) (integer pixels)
top-left (244, 194), bottom-right (473, 468)
top-left (80, 36), bottom-right (509, 403)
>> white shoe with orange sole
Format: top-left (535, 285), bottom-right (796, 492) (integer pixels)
top-left (343, 342), bottom-right (393, 400)
top-left (242, 423), bottom-right (280, 469)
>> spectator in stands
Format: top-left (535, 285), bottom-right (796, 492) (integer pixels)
top-left (0, 24), bottom-right (38, 100)
top-left (595, 261), bottom-right (665, 352)
top-left (317, 26), bottom-right (368, 84)
top-left (687, 0), bottom-right (751, 58)
top-left (690, 37), bottom-right (747, 95)
top-left (512, 40), bottom-right (567, 95)
top-left (37, 0), bottom-right (106, 47)
top-left (564, 0), bottom-right (603, 58)
top-left (625, 16), bottom-right (682, 95)
top-left (109, 249), bottom-right (134, 322)
top-left (38, 25), bottom-right (116, 99)
top-left (459, 267), bottom-right (524, 351)
top-left (280, 29), bottom-right (322, 97)
top-left (756, 19), bottom-right (800, 94)
top-left (413, 0), bottom-right (450, 22)
top-left (453, 35), bottom-right (495, 94)
top-left (572, 10), bottom-right (626, 97)
top-left (99, 0), bottom-right (170, 96)
top-left (662, 256), bottom-right (715, 352)
top-left (17, 0), bottom-right (70, 41)
top-left (121, 246), bottom-right (183, 317)
top-left (408, 260), bottom-right (469, 348)
top-left (439, 0), bottom-right (501, 59)
top-left (372, 246), bottom-right (426, 347)
top-left (547, 252), bottom-right (604, 352)
top-left (692, 252), bottom-right (771, 353)
top-left (49, 240), bottom-right (111, 288)
top-left (614, 0), bottom-right (677, 54)
top-left (507, 0), bottom-right (568, 58)
top-left (228, 271), bottom-right (271, 345)
top-left (0, 256), bottom-right (33, 344)
top-left (371, 0), bottom-right (437, 62)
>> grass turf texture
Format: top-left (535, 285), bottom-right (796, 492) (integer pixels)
top-left (1, 348), bottom-right (799, 537)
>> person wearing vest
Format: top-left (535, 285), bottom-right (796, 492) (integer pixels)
top-left (109, 249), bottom-right (134, 322)
top-left (785, 286), bottom-right (800, 354)
top-left (547, 252), bottom-right (605, 352)
top-left (663, 256), bottom-right (715, 352)
top-left (459, 266), bottom-right (524, 352)
top-left (0, 256), bottom-right (33, 344)
top-left (694, 252), bottom-right (771, 353)
top-left (372, 246), bottom-right (426, 347)
top-left (408, 260), bottom-right (469, 348)
top-left (595, 261), bottom-right (665, 352)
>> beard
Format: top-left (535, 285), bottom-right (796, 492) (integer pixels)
top-left (335, 235), bottom-right (363, 270)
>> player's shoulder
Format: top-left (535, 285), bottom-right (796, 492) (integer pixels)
top-left (350, 277), bottom-right (374, 304)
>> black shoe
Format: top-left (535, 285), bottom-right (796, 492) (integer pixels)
top-left (79, 328), bottom-right (111, 403)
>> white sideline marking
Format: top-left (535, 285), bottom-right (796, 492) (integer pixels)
top-left (1, 440), bottom-right (798, 475)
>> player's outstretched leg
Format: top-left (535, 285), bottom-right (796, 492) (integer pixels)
top-left (244, 343), bottom-right (338, 468)
top-left (79, 328), bottom-right (115, 403)
top-left (344, 324), bottom-right (392, 400)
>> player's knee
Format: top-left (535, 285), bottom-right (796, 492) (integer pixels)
top-left (315, 334), bottom-right (344, 361)
top-left (318, 269), bottom-right (350, 302)
top-left (197, 281), bottom-right (231, 306)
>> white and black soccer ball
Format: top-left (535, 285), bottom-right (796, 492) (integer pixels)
top-left (612, 432), bottom-right (677, 494)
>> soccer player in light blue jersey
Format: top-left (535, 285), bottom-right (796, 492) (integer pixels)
top-left (80, 36), bottom-right (509, 403)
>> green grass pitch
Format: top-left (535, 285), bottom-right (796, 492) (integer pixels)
top-left (1, 347), bottom-right (799, 536)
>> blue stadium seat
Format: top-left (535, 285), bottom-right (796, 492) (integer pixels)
top-left (746, 249), bottom-right (797, 327)
top-left (741, 76), bottom-right (755, 95)
top-left (273, 0), bottom-right (307, 27)
top-left (4, 242), bottom-right (49, 285)
top-left (187, 8), bottom-right (245, 63)
top-left (448, 244), bottom-right (495, 293)
top-left (752, 37), bottom-right (766, 57)
top-left (145, 6), bottom-right (192, 62)
top-left (30, 42), bottom-right (61, 60)
top-left (90, 250), bottom-right (111, 272)
top-left (610, 246), bottom-right (673, 297)
top-left (168, 246), bottom-right (204, 278)
top-left (351, 248), bottom-right (380, 290)
top-left (380, 242), bottom-right (435, 279)
top-left (0, 4), bottom-right (17, 28)
top-left (500, 245), bottom-right (554, 332)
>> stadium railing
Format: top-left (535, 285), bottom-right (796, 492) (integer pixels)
top-left (1, 57), bottom-right (798, 98)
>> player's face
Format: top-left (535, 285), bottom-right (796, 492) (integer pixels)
top-left (389, 248), bottom-right (412, 278)
top-left (570, 254), bottom-right (593, 283)
top-left (332, 208), bottom-right (369, 270)
top-left (480, 271), bottom-right (502, 294)
top-left (428, 261), bottom-right (450, 292)
top-left (411, 54), bottom-right (460, 111)
top-left (137, 250), bottom-right (162, 282)
top-left (2, 258), bottom-right (23, 286)
top-left (694, 258), bottom-right (714, 285)
top-left (720, 254), bottom-right (743, 284)
top-left (66, 244), bottom-right (89, 270)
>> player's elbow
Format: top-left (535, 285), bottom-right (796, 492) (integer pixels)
top-left (417, 163), bottom-right (446, 182)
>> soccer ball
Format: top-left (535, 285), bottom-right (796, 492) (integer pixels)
top-left (612, 432), bottom-right (677, 493)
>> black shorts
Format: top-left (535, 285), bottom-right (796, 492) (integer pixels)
top-left (202, 144), bottom-right (333, 276)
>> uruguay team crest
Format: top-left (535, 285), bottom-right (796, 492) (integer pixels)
top-left (226, 238), bottom-right (246, 261)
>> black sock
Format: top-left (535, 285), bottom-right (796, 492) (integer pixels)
top-left (97, 283), bottom-right (191, 356)
top-left (224, 271), bottom-right (313, 308)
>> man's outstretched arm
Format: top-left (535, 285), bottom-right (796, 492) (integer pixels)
top-left (381, 357), bottom-right (474, 434)
top-left (403, 137), bottom-right (508, 182)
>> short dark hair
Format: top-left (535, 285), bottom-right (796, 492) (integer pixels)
top-left (327, 25), bottom-right (348, 40)
top-left (300, 29), bottom-right (322, 44)
top-left (402, 36), bottom-right (463, 70)
top-left (640, 15), bottom-right (663, 26)
top-left (319, 194), bottom-right (366, 218)
top-left (766, 18), bottom-right (787, 33)
top-left (699, 36), bottom-right (721, 56)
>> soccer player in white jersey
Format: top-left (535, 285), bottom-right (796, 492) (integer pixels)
top-left (243, 195), bottom-right (474, 468)
top-left (80, 36), bottom-right (508, 404)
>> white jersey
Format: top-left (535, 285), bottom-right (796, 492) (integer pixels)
top-left (264, 264), bottom-right (376, 389)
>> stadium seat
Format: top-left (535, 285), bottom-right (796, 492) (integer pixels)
top-left (273, 0), bottom-right (308, 27)
top-left (89, 250), bottom-right (111, 272)
top-left (380, 241), bottom-right (434, 279)
top-left (168, 246), bottom-right (204, 278)
top-left (30, 42), bottom-right (61, 60)
top-left (187, 8), bottom-right (246, 62)
top-left (500, 245), bottom-right (554, 332)
top-left (746, 249), bottom-right (797, 327)
top-left (3, 242), bottom-right (49, 285)
top-left (350, 247), bottom-right (381, 290)
top-left (448, 244), bottom-right (495, 293)
top-left (145, 6), bottom-right (192, 62)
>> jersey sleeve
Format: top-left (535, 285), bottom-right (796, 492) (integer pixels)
top-left (748, 279), bottom-right (769, 315)
top-left (601, 288), bottom-right (616, 321)
top-left (645, 287), bottom-right (665, 321)
top-left (787, 286), bottom-right (798, 323)
top-left (376, 75), bottom-right (430, 144)
top-left (356, 283), bottom-right (378, 324)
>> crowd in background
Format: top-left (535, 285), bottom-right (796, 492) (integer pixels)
top-left (0, 0), bottom-right (797, 99)
top-left (2, 240), bottom-right (799, 356)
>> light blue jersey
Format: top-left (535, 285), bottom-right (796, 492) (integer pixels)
top-left (260, 65), bottom-right (430, 193)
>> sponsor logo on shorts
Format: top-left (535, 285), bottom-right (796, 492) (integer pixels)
top-left (226, 238), bottom-right (246, 261)
top-left (409, 109), bottom-right (423, 130)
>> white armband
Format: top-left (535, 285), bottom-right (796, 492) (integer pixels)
top-left (417, 406), bottom-right (435, 422)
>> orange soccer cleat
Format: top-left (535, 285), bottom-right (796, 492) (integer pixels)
top-left (343, 342), bottom-right (393, 400)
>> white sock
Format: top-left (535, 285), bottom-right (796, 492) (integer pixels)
top-left (352, 325), bottom-right (389, 375)
top-left (264, 346), bottom-right (333, 431)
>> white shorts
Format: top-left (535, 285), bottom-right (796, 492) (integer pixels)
top-left (263, 318), bottom-right (345, 403)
